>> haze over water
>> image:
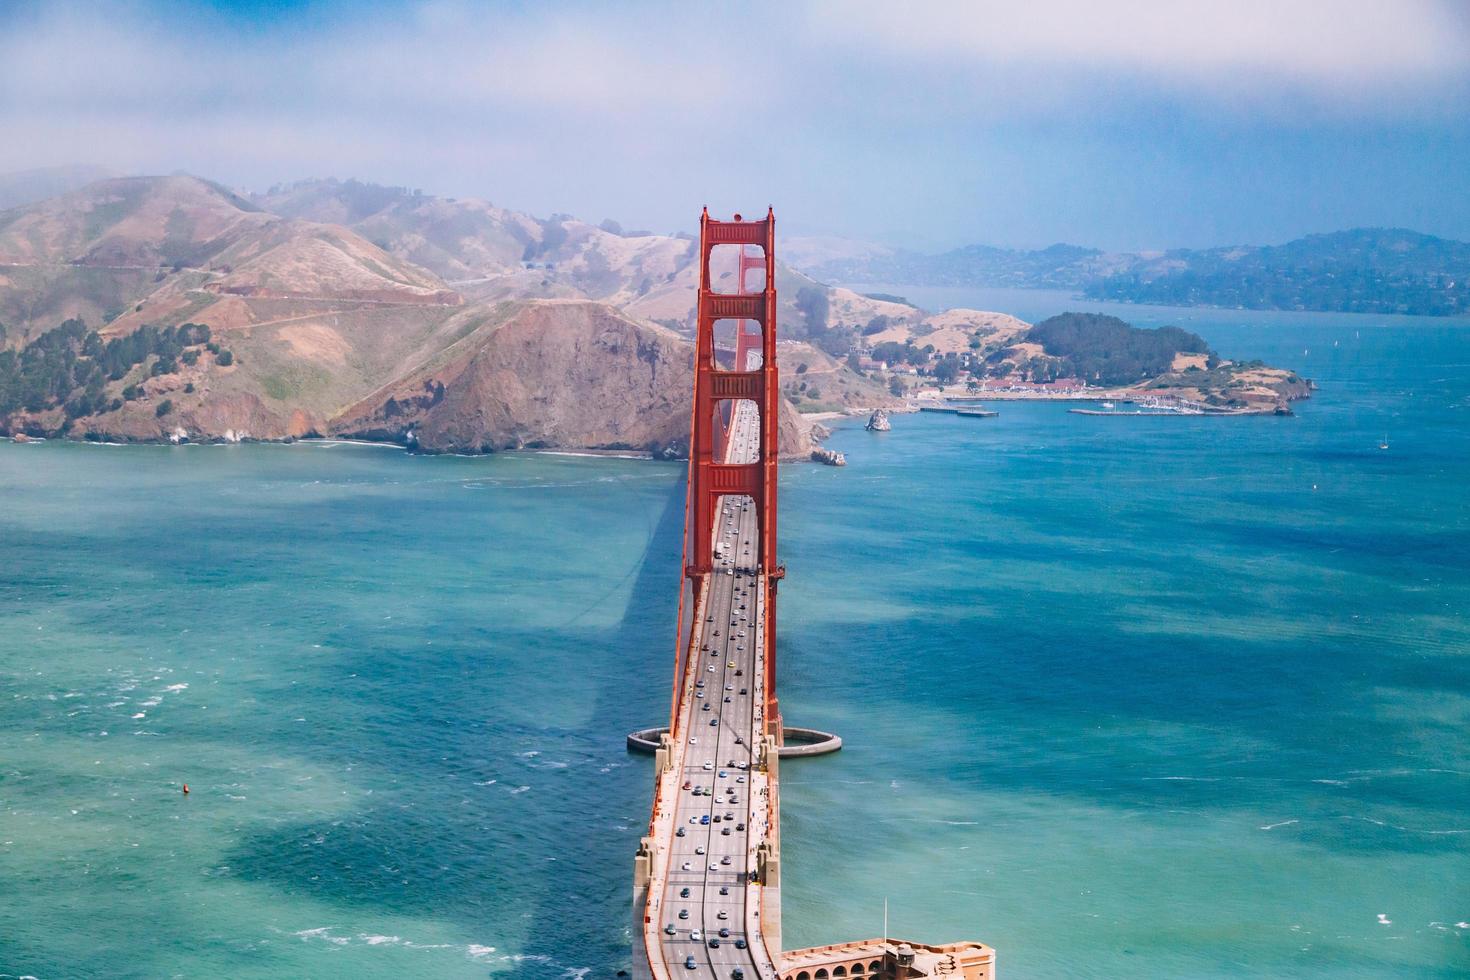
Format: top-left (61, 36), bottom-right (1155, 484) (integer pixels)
top-left (2, 300), bottom-right (1467, 978)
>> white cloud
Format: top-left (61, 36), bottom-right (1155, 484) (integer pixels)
top-left (0, 0), bottom-right (1465, 248)
top-left (812, 0), bottom-right (1470, 108)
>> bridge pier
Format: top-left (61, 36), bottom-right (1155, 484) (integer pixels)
top-left (632, 836), bottom-right (654, 980)
top-left (627, 726), bottom-right (842, 758)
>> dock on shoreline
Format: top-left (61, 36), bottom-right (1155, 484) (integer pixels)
top-left (918, 406), bottom-right (999, 418)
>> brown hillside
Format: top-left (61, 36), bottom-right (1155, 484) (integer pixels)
top-left (332, 300), bottom-right (815, 457)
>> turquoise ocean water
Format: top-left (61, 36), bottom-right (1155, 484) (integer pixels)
top-left (2, 292), bottom-right (1467, 977)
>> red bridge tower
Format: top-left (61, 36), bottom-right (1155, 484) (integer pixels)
top-left (681, 208), bottom-right (784, 739)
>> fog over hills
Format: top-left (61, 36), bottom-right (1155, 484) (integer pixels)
top-left (0, 164), bottom-right (117, 211)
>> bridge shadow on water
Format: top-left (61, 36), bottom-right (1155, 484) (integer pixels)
top-left (222, 473), bottom-right (689, 978)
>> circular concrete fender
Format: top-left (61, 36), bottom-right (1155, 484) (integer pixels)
top-left (627, 726), bottom-right (841, 757)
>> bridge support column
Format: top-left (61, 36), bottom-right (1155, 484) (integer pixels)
top-left (632, 837), bottom-right (655, 980)
top-left (634, 836), bottom-right (654, 890)
top-left (655, 732), bottom-right (675, 774)
top-left (757, 840), bottom-right (781, 889)
top-left (761, 733), bottom-right (780, 779)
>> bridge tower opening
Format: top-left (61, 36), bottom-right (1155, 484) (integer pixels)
top-left (681, 208), bottom-right (784, 740)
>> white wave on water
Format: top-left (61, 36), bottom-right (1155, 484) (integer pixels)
top-left (1260, 820), bottom-right (1299, 831)
top-left (1341, 815), bottom-right (1470, 836)
top-left (292, 927), bottom-right (492, 958)
top-left (535, 450), bottom-right (650, 460)
top-left (163, 683), bottom-right (189, 692)
top-left (509, 785), bottom-right (531, 794)
top-left (1143, 776), bottom-right (1221, 782)
top-left (306, 439), bottom-right (406, 450)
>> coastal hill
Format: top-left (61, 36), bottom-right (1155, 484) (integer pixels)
top-left (0, 172), bottom-right (1311, 447)
top-left (0, 175), bottom-right (825, 453)
top-left (791, 228), bottom-right (1470, 317)
top-left (856, 309), bottom-right (1310, 413)
top-left (332, 299), bottom-right (813, 456)
top-left (0, 176), bottom-right (457, 335)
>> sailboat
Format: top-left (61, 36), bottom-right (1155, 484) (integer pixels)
top-left (1378, 434), bottom-right (1390, 451)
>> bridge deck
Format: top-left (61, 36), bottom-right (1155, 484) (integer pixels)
top-left (644, 400), bottom-right (774, 978)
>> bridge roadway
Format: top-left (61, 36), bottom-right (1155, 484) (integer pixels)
top-left (646, 398), bottom-right (774, 978)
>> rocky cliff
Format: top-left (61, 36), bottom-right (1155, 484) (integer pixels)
top-left (332, 300), bottom-right (814, 457)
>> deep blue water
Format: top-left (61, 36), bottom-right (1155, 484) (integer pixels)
top-left (2, 296), bottom-right (1468, 977)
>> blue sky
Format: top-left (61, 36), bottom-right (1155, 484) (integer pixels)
top-left (1, 0), bottom-right (1467, 251)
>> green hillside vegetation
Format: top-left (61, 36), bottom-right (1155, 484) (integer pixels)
top-left (1025, 313), bottom-right (1210, 386)
top-left (0, 318), bottom-right (225, 423)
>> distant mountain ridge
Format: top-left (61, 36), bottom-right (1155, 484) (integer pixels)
top-left (792, 228), bottom-right (1470, 317)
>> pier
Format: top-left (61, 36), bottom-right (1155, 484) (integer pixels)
top-left (918, 405), bottom-right (999, 418)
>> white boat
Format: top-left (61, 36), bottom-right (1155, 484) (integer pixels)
top-left (1101, 401), bottom-right (1115, 410)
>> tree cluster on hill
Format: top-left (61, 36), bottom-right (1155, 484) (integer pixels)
top-left (1024, 313), bottom-right (1210, 386)
top-left (792, 286), bottom-right (830, 339)
top-left (0, 319), bottom-right (222, 425)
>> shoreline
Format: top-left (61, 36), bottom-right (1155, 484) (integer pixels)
top-left (913, 388), bottom-right (1302, 416)
top-left (1, 433), bottom-right (812, 463)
